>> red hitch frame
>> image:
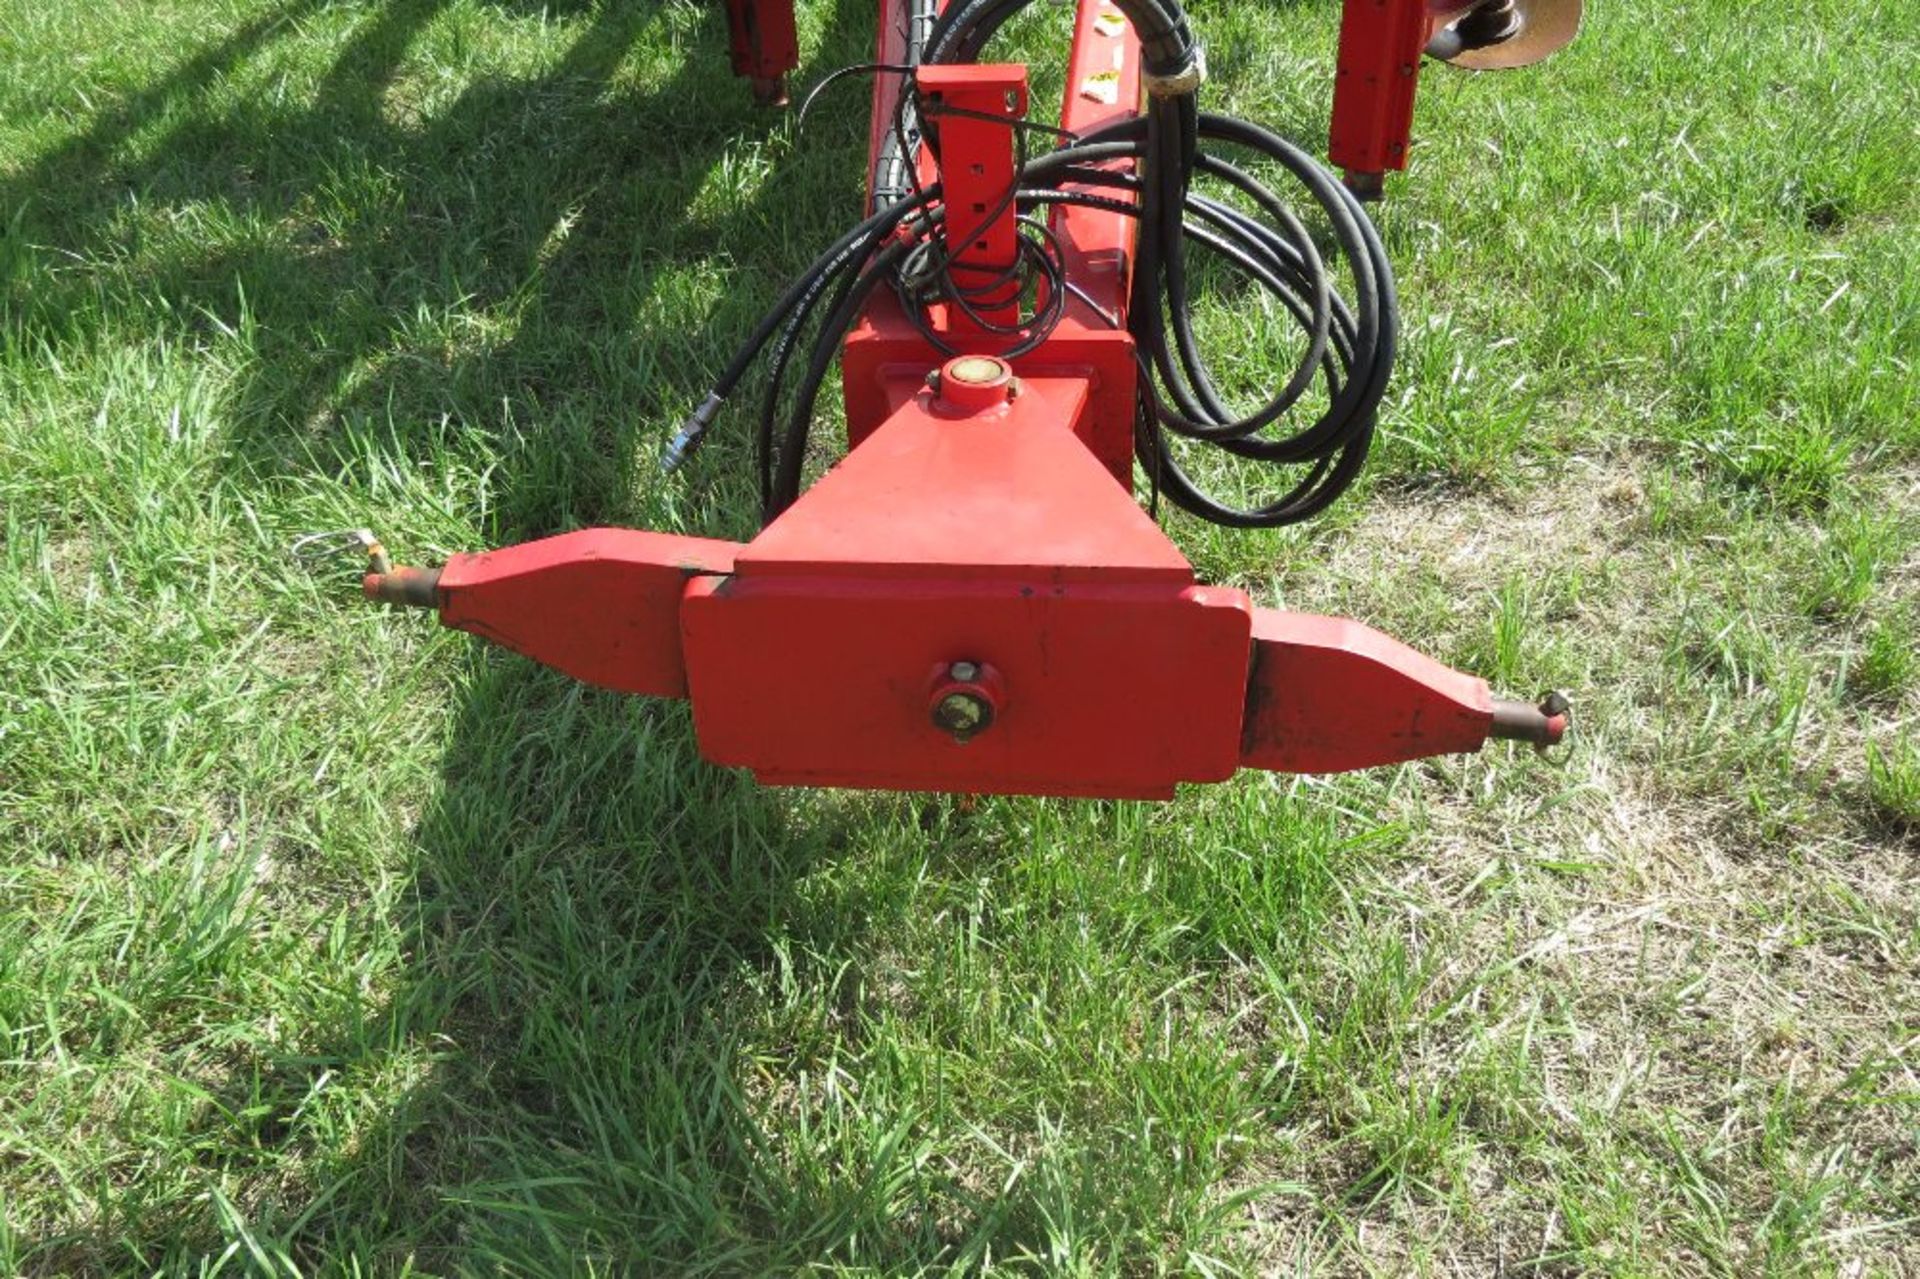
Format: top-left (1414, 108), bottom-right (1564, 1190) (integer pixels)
top-left (364, 0), bottom-right (1570, 798)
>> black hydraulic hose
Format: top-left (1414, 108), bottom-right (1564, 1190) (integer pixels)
top-left (1026, 185), bottom-right (1357, 392)
top-left (676, 0), bottom-right (1397, 532)
top-left (772, 240), bottom-right (918, 516)
top-left (662, 188), bottom-right (938, 470)
top-left (1019, 113), bottom-right (1395, 524)
top-left (760, 244), bottom-right (871, 511)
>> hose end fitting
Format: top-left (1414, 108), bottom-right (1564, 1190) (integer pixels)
top-left (662, 392), bottom-right (727, 473)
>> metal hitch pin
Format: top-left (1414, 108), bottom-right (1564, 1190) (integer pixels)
top-left (290, 527), bottom-right (391, 576)
top-left (291, 528), bottom-right (441, 609)
top-left (1488, 690), bottom-right (1572, 753)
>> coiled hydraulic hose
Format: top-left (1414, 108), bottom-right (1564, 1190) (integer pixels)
top-left (667, 0), bottom-right (1395, 531)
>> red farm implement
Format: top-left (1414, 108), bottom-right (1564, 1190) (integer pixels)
top-left (360, 0), bottom-right (1581, 799)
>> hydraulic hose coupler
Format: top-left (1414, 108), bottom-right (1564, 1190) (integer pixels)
top-left (662, 392), bottom-right (727, 473)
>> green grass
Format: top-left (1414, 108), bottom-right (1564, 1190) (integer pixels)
top-left (3, 0), bottom-right (1917, 1273)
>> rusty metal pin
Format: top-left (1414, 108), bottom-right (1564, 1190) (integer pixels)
top-left (1488, 690), bottom-right (1571, 751)
top-left (363, 565), bottom-right (443, 609)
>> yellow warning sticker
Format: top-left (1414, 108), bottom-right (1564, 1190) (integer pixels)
top-left (1080, 69), bottom-right (1121, 104)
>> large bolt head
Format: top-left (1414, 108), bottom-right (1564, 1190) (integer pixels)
top-left (927, 658), bottom-right (1001, 743)
top-left (935, 356), bottom-right (1015, 414)
top-left (932, 690), bottom-right (993, 742)
top-left (947, 356), bottom-right (1008, 386)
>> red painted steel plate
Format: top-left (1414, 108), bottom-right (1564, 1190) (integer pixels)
top-left (914, 64), bottom-right (1029, 330)
top-left (681, 576), bottom-right (1252, 797)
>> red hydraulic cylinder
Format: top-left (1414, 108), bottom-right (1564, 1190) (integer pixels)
top-left (1328, 0), bottom-right (1436, 197)
top-left (722, 0), bottom-right (800, 105)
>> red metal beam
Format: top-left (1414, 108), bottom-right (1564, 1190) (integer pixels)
top-left (865, 0), bottom-right (915, 209)
top-left (1240, 610), bottom-right (1493, 773)
top-left (398, 529), bottom-right (740, 698)
top-left (914, 64), bottom-right (1029, 330)
top-left (1053, 0), bottom-right (1141, 327)
top-left (368, 356), bottom-right (1561, 796)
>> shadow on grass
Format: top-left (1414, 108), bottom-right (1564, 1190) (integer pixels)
top-left (5, 0), bottom-right (1257, 1268)
top-left (334, 660), bottom-right (889, 1270)
top-left (3, 0), bottom-right (872, 537)
top-left (19, 654), bottom-right (898, 1273)
top-left (3, 0), bottom-right (987, 1269)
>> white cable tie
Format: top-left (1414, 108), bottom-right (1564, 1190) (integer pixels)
top-left (1141, 44), bottom-right (1205, 98)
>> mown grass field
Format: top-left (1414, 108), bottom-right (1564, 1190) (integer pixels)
top-left (2, 0), bottom-right (1916, 1272)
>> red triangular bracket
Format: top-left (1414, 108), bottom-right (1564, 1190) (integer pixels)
top-left (737, 377), bottom-right (1190, 585)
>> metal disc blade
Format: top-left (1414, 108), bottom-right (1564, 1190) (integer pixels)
top-left (1444, 0), bottom-right (1583, 70)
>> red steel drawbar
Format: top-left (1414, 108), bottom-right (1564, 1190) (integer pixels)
top-left (362, 0), bottom-right (1570, 798)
